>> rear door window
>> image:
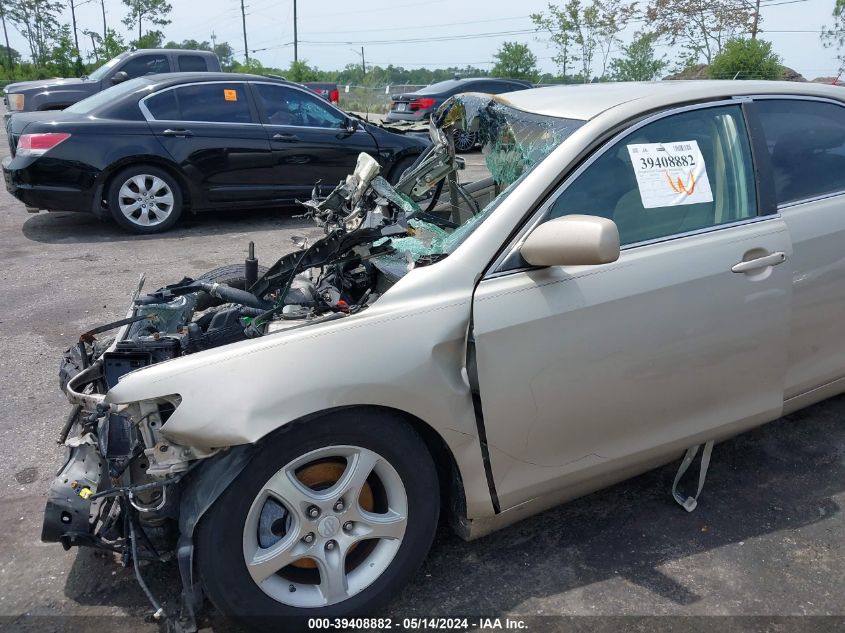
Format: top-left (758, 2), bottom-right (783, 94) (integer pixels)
top-left (119, 54), bottom-right (170, 79)
top-left (755, 99), bottom-right (845, 205)
top-left (175, 83), bottom-right (252, 123)
top-left (178, 55), bottom-right (209, 72)
top-left (144, 84), bottom-right (254, 123)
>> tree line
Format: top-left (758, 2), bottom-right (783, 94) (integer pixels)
top-left (0, 0), bottom-right (842, 84)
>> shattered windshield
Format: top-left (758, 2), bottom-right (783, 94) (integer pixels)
top-left (375, 94), bottom-right (584, 272)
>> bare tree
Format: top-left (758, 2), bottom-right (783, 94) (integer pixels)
top-left (646, 0), bottom-right (756, 65)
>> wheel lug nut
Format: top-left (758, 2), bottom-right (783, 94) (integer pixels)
top-left (325, 540), bottom-right (336, 551)
top-left (333, 500), bottom-right (344, 512)
top-left (343, 521), bottom-right (353, 532)
top-left (308, 506), bottom-right (320, 518)
top-left (302, 532), bottom-right (315, 544)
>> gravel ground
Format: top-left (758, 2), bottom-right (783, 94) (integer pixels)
top-left (0, 126), bottom-right (842, 633)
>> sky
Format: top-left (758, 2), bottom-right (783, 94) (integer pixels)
top-left (8, 0), bottom-right (845, 81)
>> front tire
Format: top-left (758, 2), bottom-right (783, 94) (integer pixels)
top-left (197, 410), bottom-right (439, 628)
top-left (107, 165), bottom-right (183, 234)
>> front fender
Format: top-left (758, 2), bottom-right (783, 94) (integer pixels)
top-left (105, 279), bottom-right (495, 517)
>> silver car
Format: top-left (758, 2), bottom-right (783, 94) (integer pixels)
top-left (45, 81), bottom-right (845, 629)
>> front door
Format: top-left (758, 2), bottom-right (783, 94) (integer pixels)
top-left (471, 103), bottom-right (794, 510)
top-left (251, 82), bottom-right (378, 199)
top-left (142, 81), bottom-right (277, 206)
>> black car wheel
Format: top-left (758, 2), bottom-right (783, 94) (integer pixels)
top-left (388, 155), bottom-right (419, 185)
top-left (107, 165), bottom-right (183, 234)
top-left (196, 410), bottom-right (440, 629)
top-left (453, 129), bottom-right (478, 153)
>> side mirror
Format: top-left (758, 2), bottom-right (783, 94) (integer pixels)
top-left (520, 215), bottom-right (620, 267)
top-left (111, 71), bottom-right (129, 85)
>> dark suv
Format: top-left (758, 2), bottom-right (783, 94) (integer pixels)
top-left (3, 49), bottom-right (221, 113)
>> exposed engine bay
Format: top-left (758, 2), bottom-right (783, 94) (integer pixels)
top-left (43, 94), bottom-right (583, 630)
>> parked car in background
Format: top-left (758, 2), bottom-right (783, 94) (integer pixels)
top-left (304, 82), bottom-right (340, 106)
top-left (386, 77), bottom-right (533, 150)
top-left (2, 73), bottom-right (428, 233)
top-left (41, 80), bottom-right (845, 629)
top-left (2, 49), bottom-right (221, 113)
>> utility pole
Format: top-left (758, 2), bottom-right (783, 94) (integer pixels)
top-left (751, 0), bottom-right (760, 39)
top-left (137, 0), bottom-right (142, 42)
top-left (100, 0), bottom-right (107, 40)
top-left (361, 46), bottom-right (365, 76)
top-left (293, 0), bottom-right (298, 63)
top-left (0, 1), bottom-right (12, 73)
top-left (210, 30), bottom-right (217, 49)
top-left (240, 0), bottom-right (249, 62)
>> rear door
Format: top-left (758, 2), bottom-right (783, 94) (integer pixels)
top-left (753, 97), bottom-right (845, 401)
top-left (141, 81), bottom-right (276, 206)
top-left (471, 102), bottom-right (794, 509)
top-left (251, 82), bottom-right (377, 198)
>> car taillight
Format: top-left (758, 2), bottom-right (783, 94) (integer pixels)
top-left (329, 89), bottom-right (339, 104)
top-left (17, 132), bottom-right (71, 157)
top-left (409, 97), bottom-right (436, 111)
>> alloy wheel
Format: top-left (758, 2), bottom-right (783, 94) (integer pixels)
top-left (117, 174), bottom-right (175, 227)
top-left (242, 445), bottom-right (408, 608)
top-left (453, 129), bottom-right (477, 153)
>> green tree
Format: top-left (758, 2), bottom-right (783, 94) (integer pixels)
top-left (492, 41), bottom-right (540, 81)
top-left (88, 28), bottom-right (129, 63)
top-left (8, 0), bottom-right (63, 65)
top-left (707, 37), bottom-right (782, 79)
top-left (121, 0), bottom-right (172, 43)
top-left (823, 0), bottom-right (845, 72)
top-left (609, 32), bottom-right (668, 80)
top-left (164, 38), bottom-right (235, 69)
top-left (133, 29), bottom-right (163, 49)
top-left (287, 59), bottom-right (319, 82)
top-left (48, 24), bottom-right (82, 76)
top-left (646, 0), bottom-right (755, 65)
top-left (532, 2), bottom-right (580, 80)
top-left (533, 0), bottom-right (636, 82)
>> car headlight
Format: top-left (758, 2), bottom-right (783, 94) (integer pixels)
top-left (7, 93), bottom-right (24, 111)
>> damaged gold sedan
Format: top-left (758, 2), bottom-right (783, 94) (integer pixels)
top-left (45, 81), bottom-right (845, 630)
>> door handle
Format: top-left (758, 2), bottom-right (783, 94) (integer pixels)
top-left (731, 251), bottom-right (786, 274)
top-left (272, 133), bottom-right (299, 142)
top-left (162, 128), bottom-right (193, 137)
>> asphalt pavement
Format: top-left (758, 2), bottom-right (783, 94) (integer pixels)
top-left (0, 124), bottom-right (843, 633)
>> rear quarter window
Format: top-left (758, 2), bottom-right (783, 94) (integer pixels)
top-left (178, 55), bottom-right (208, 72)
top-left (756, 99), bottom-right (845, 205)
top-left (144, 89), bottom-right (179, 120)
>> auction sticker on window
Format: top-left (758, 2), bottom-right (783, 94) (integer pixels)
top-left (626, 141), bottom-right (713, 209)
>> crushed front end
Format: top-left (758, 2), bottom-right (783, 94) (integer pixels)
top-left (42, 93), bottom-right (583, 630)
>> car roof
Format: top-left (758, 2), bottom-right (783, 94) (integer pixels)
top-left (497, 80), bottom-right (845, 120)
top-left (134, 48), bottom-right (217, 55)
top-left (141, 72), bottom-right (289, 86)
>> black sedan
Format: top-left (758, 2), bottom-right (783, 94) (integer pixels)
top-left (385, 77), bottom-right (532, 150)
top-left (3, 73), bottom-right (429, 233)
